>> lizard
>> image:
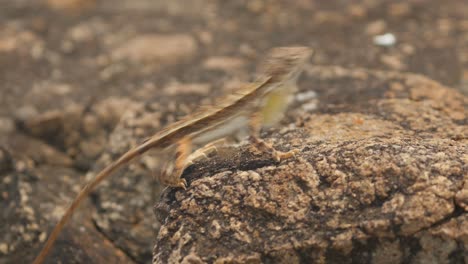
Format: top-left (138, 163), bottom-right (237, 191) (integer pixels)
top-left (33, 46), bottom-right (313, 264)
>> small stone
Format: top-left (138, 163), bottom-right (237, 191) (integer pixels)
top-left (19, 110), bottom-right (63, 137)
top-left (246, 0), bottom-right (264, 13)
top-left (15, 106), bottom-right (38, 121)
top-left (202, 56), bottom-right (246, 72)
top-left (68, 19), bottom-right (107, 42)
top-left (388, 2), bottom-right (411, 17)
top-left (295, 91), bottom-right (317, 102)
top-left (455, 185), bottom-right (468, 210)
top-left (0, 30), bottom-right (42, 54)
top-left (238, 171), bottom-right (250, 181)
top-left (0, 117), bottom-right (14, 133)
top-left (46, 0), bottom-right (95, 12)
top-left (79, 140), bottom-right (104, 159)
top-left (374, 33), bottom-right (397, 47)
top-left (366, 20), bottom-right (387, 35)
top-left (248, 171), bottom-right (261, 182)
top-left (0, 36), bottom-right (16, 52)
top-left (210, 220), bottom-right (222, 239)
top-left (348, 5), bottom-right (367, 18)
top-left (380, 54), bottom-right (405, 70)
top-left (60, 40), bottom-right (75, 53)
top-left (197, 31), bottom-right (213, 45)
top-left (400, 44), bottom-right (415, 55)
top-left (437, 18), bottom-right (454, 33)
top-left (82, 114), bottom-right (99, 135)
top-left (459, 20), bottom-right (468, 31)
top-left (163, 83), bottom-right (211, 96)
top-left (0, 148), bottom-right (13, 174)
top-left (112, 34), bottom-right (197, 64)
top-left (93, 97), bottom-right (135, 126)
top-left (0, 243), bottom-right (8, 254)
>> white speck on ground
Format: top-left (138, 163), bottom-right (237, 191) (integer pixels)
top-left (374, 33), bottom-right (397, 47)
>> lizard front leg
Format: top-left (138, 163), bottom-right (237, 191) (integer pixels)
top-left (158, 137), bottom-right (191, 189)
top-left (248, 111), bottom-right (297, 162)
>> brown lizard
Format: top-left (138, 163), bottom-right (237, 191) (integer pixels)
top-left (33, 46), bottom-right (313, 264)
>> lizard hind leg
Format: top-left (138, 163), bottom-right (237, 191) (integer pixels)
top-left (157, 137), bottom-right (191, 189)
top-left (248, 112), bottom-right (297, 162)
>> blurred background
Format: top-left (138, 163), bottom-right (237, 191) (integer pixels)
top-left (0, 0), bottom-right (467, 263)
top-left (1, 0), bottom-right (467, 119)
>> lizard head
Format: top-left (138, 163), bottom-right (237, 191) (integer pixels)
top-left (258, 46), bottom-right (313, 84)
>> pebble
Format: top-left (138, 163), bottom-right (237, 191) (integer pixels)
top-left (112, 34), bottom-right (197, 64)
top-left (0, 148), bottom-right (13, 174)
top-left (0, 243), bottom-right (8, 254)
top-left (203, 56), bottom-right (246, 72)
top-left (14, 106), bottom-right (38, 121)
top-left (82, 114), bottom-right (99, 135)
top-left (388, 2), bottom-right (411, 17)
top-left (374, 33), bottom-right (397, 47)
top-left (0, 117), bottom-right (14, 134)
top-left (20, 110), bottom-right (63, 137)
top-left (380, 54), bottom-right (405, 70)
top-left (295, 91), bottom-right (317, 102)
top-left (366, 20), bottom-right (387, 35)
top-left (348, 5), bottom-right (367, 18)
top-left (163, 82), bottom-right (211, 96)
top-left (46, 0), bottom-right (95, 12)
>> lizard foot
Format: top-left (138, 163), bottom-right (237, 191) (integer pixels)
top-left (158, 162), bottom-right (188, 189)
top-left (175, 178), bottom-right (187, 190)
top-left (159, 174), bottom-right (187, 189)
top-left (272, 148), bottom-right (299, 162)
top-left (249, 135), bottom-right (298, 162)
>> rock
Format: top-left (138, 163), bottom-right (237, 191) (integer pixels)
top-left (111, 34), bottom-right (197, 64)
top-left (17, 109), bottom-right (65, 139)
top-left (347, 4), bottom-right (367, 19)
top-left (92, 97), bottom-right (136, 130)
top-left (46, 0), bottom-right (96, 12)
top-left (0, 116), bottom-right (15, 134)
top-left (366, 20), bottom-right (387, 35)
top-left (15, 102), bottom-right (85, 148)
top-left (388, 2), bottom-right (412, 17)
top-left (380, 54), bottom-right (405, 70)
top-left (202, 56), bottom-right (246, 72)
top-left (152, 66), bottom-right (467, 263)
top-left (0, 147), bottom-right (13, 174)
top-left (162, 82), bottom-right (211, 96)
top-left (0, 134), bottom-right (72, 167)
top-left (88, 103), bottom-right (165, 262)
top-left (14, 97), bottom-right (138, 167)
top-left (0, 146), bottom-right (133, 263)
top-left (0, 27), bottom-right (44, 56)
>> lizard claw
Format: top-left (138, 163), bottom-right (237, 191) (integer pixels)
top-left (178, 178), bottom-right (188, 190)
top-left (157, 168), bottom-right (187, 189)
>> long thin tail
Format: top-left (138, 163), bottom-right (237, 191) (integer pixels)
top-left (32, 144), bottom-right (148, 264)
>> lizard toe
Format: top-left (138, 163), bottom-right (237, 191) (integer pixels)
top-left (178, 178), bottom-right (188, 189)
top-left (274, 149), bottom-right (299, 162)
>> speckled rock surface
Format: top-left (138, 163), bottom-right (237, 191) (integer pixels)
top-left (0, 135), bottom-right (133, 264)
top-left (153, 66), bottom-right (467, 264)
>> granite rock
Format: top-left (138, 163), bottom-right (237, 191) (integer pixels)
top-left (153, 66), bottom-right (467, 264)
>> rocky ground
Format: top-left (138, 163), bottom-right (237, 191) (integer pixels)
top-left (0, 0), bottom-right (467, 263)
